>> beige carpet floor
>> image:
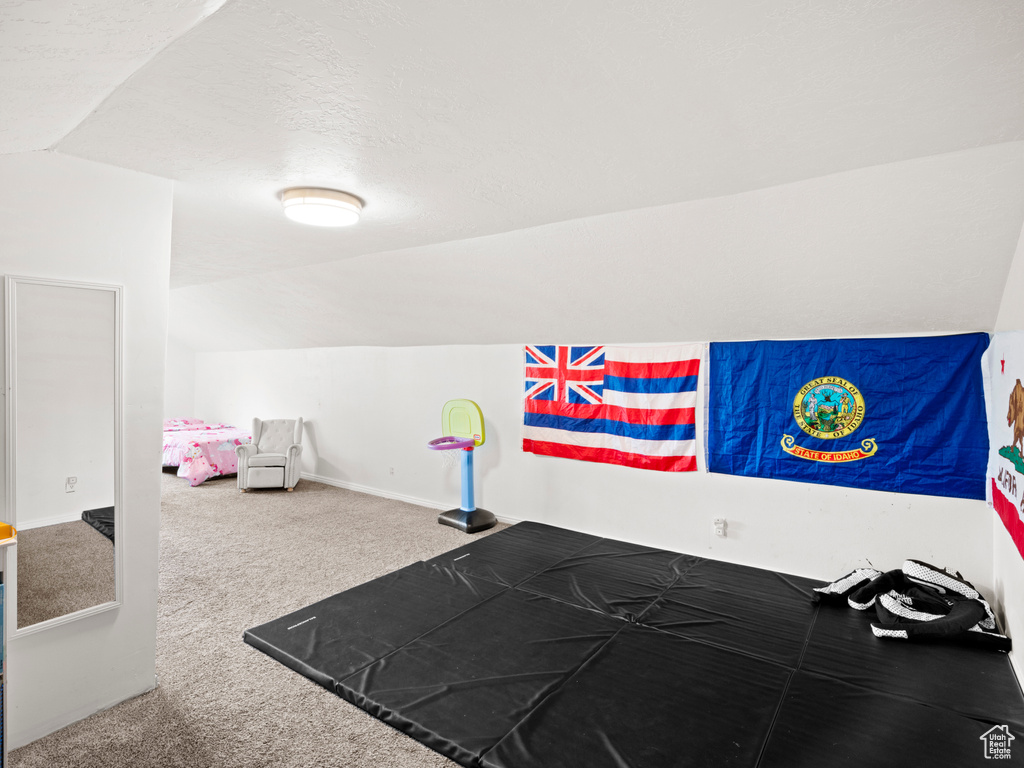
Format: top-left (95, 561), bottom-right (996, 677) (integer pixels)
top-left (11, 471), bottom-right (505, 767)
top-left (16, 519), bottom-right (115, 628)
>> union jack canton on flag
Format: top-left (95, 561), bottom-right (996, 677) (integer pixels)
top-left (522, 344), bottom-right (702, 472)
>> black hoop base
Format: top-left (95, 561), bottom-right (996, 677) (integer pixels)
top-left (438, 507), bottom-right (497, 534)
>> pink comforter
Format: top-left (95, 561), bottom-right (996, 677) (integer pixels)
top-left (163, 419), bottom-right (252, 487)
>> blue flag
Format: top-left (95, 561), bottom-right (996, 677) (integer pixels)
top-left (707, 333), bottom-right (989, 500)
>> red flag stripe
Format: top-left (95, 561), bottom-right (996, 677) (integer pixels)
top-left (604, 358), bottom-right (700, 379)
top-left (992, 479), bottom-right (1024, 562)
top-left (524, 398), bottom-right (695, 425)
top-left (523, 439), bottom-right (697, 472)
top-left (524, 366), bottom-right (604, 382)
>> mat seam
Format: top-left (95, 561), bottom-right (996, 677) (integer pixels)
top-left (752, 599), bottom-right (821, 768)
top-left (440, 531), bottom-right (606, 592)
top-left (793, 608), bottom-right (1024, 731)
top-left (510, 540), bottom-right (703, 622)
top-left (634, 552), bottom-right (707, 624)
top-left (327, 532), bottom-right (615, 730)
top-left (507, 535), bottom-right (611, 589)
top-left (640, 623), bottom-right (803, 672)
top-left (509, 550), bottom-right (806, 672)
top-left (330, 571), bottom-right (513, 690)
top-left (633, 557), bottom-right (813, 670)
top-left (786, 662), bottom-right (1024, 731)
top-left (475, 544), bottom-right (706, 766)
top-left (476, 623), bottom-right (629, 767)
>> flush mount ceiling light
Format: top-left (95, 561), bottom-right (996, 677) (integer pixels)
top-left (281, 187), bottom-right (362, 227)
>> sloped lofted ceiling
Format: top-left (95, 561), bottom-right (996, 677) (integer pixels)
top-left (4, 0), bottom-right (1024, 349)
top-left (0, 0), bottom-right (227, 154)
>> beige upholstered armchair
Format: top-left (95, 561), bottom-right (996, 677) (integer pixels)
top-left (236, 417), bottom-right (304, 491)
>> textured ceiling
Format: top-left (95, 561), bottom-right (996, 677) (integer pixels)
top-left (0, 0), bottom-right (226, 154)
top-left (4, 0), bottom-right (1024, 347)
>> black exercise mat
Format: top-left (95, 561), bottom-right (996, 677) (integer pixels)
top-left (642, 558), bottom-right (821, 667)
top-left (423, 521), bottom-right (599, 587)
top-left (517, 537), bottom-right (703, 621)
top-left (483, 624), bottom-right (793, 768)
top-left (81, 506), bottom-right (114, 543)
top-left (245, 521), bottom-right (1024, 768)
top-left (760, 670), bottom-right (1021, 768)
top-left (244, 562), bottom-right (506, 692)
top-left (802, 601), bottom-right (1024, 729)
top-left (338, 588), bottom-right (622, 767)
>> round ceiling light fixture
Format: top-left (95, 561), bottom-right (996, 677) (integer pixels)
top-left (281, 187), bottom-right (363, 227)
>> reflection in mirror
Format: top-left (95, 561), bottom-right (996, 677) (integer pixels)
top-left (6, 277), bottom-right (121, 631)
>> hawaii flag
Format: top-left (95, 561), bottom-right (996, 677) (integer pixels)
top-left (984, 331), bottom-right (1024, 562)
top-left (521, 344), bottom-right (701, 472)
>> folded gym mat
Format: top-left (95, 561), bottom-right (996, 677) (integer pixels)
top-left (245, 522), bottom-right (1024, 768)
top-left (81, 506), bottom-right (114, 543)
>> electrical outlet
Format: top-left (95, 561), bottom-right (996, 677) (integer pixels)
top-left (712, 517), bottom-right (727, 538)
top-left (389, 467), bottom-right (395, 476)
top-left (65, 476), bottom-right (78, 493)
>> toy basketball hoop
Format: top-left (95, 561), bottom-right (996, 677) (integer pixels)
top-left (428, 436), bottom-right (476, 451)
top-left (427, 399), bottom-right (496, 533)
top-left (429, 435), bottom-right (473, 470)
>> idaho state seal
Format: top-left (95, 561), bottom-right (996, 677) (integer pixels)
top-left (793, 377), bottom-right (865, 440)
top-left (782, 376), bottom-right (877, 463)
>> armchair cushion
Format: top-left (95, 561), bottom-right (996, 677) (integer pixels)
top-left (249, 453), bottom-right (287, 467)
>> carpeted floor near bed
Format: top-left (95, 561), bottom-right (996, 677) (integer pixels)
top-left (11, 471), bottom-right (504, 768)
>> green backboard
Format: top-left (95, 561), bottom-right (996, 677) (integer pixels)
top-left (441, 399), bottom-right (485, 447)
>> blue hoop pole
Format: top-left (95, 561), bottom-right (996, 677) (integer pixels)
top-left (460, 448), bottom-right (476, 512)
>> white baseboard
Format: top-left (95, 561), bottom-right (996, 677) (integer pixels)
top-left (16, 511), bottom-right (86, 531)
top-left (299, 472), bottom-right (522, 525)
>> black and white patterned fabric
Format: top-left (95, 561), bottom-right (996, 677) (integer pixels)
top-left (845, 570), bottom-right (920, 611)
top-left (902, 559), bottom-right (1001, 631)
top-left (812, 567), bottom-right (882, 604)
top-left (820, 560), bottom-right (1011, 652)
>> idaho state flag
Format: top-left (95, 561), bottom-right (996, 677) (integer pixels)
top-left (522, 344), bottom-right (701, 472)
top-left (708, 333), bottom-right (989, 499)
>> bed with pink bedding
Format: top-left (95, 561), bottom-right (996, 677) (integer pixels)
top-left (163, 418), bottom-right (252, 486)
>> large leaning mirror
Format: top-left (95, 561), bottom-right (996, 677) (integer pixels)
top-left (5, 276), bottom-right (122, 634)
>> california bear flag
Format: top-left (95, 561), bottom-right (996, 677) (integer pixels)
top-left (984, 331), bottom-right (1024, 563)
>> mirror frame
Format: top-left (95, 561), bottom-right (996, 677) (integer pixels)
top-left (4, 275), bottom-right (123, 636)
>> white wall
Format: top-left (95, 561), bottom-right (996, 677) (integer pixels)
top-left (195, 344), bottom-right (993, 594)
top-left (164, 336), bottom-right (196, 419)
top-left (0, 150), bottom-right (171, 747)
top-left (14, 282), bottom-right (115, 528)
top-left (993, 221), bottom-right (1024, 681)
